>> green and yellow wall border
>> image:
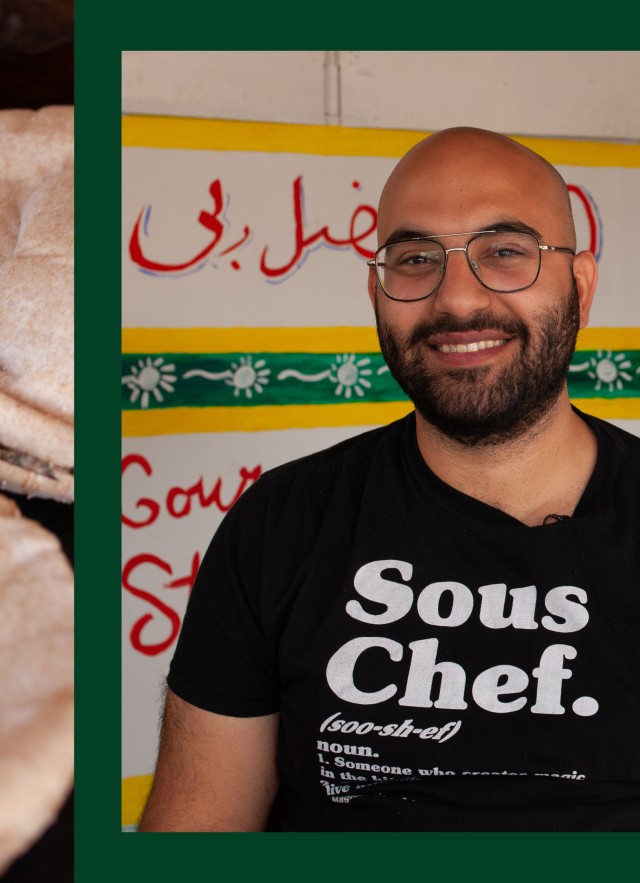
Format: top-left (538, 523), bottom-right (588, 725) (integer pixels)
top-left (122, 326), bottom-right (640, 436)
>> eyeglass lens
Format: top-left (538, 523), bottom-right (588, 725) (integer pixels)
top-left (377, 231), bottom-right (542, 300)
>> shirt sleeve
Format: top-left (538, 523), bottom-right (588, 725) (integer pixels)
top-left (167, 479), bottom-right (280, 717)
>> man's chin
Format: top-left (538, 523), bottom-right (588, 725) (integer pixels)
top-left (377, 279), bottom-right (580, 447)
top-left (413, 380), bottom-right (563, 446)
top-left (416, 407), bottom-right (537, 447)
top-left (402, 361), bottom-right (525, 445)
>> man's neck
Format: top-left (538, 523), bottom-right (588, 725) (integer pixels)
top-left (414, 398), bottom-right (598, 527)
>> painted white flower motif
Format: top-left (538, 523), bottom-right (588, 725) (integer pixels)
top-left (329, 354), bottom-right (373, 399)
top-left (580, 350), bottom-right (634, 393)
top-left (122, 357), bottom-right (177, 408)
top-left (224, 356), bottom-right (270, 398)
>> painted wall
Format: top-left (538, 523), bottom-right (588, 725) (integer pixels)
top-left (122, 50), bottom-right (640, 139)
top-left (121, 52), bottom-right (640, 825)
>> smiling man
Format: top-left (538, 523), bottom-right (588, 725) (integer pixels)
top-left (369, 128), bottom-right (598, 525)
top-left (139, 128), bottom-right (640, 833)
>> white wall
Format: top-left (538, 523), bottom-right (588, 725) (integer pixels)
top-left (122, 50), bottom-right (640, 140)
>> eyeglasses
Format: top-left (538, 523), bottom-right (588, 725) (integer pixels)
top-left (367, 230), bottom-right (575, 302)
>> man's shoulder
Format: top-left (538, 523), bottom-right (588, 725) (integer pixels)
top-left (216, 413), bottom-right (413, 542)
top-left (260, 413), bottom-right (412, 489)
top-left (579, 411), bottom-right (640, 496)
top-left (585, 412), bottom-right (640, 453)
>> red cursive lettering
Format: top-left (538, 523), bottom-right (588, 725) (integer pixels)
top-left (127, 175), bottom-right (601, 281)
top-left (122, 552), bottom-right (202, 656)
top-left (166, 465), bottom-right (262, 519)
top-left (259, 176), bottom-right (376, 278)
top-left (122, 554), bottom-right (182, 655)
top-left (122, 457), bottom-right (261, 528)
top-left (121, 454), bottom-right (160, 528)
top-left (164, 552), bottom-right (201, 591)
top-left (567, 184), bottom-right (600, 258)
top-left (129, 179), bottom-right (226, 273)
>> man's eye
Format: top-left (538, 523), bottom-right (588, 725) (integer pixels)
top-left (479, 243), bottom-right (528, 261)
top-left (479, 235), bottom-right (535, 261)
top-left (400, 251), bottom-right (441, 265)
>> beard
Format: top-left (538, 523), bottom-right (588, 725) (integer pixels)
top-left (376, 279), bottom-right (581, 446)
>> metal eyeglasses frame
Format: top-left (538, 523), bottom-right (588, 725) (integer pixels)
top-left (367, 229), bottom-right (576, 302)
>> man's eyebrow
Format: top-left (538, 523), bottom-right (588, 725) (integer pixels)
top-left (487, 219), bottom-right (543, 238)
top-left (383, 228), bottom-right (433, 246)
top-left (382, 219), bottom-right (543, 248)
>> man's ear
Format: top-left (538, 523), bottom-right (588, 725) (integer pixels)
top-left (573, 250), bottom-right (598, 329)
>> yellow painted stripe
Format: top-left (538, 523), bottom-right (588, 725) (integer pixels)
top-left (122, 326), bottom-right (639, 355)
top-left (122, 402), bottom-right (415, 436)
top-left (122, 326), bottom-right (380, 354)
top-left (570, 398), bottom-right (640, 419)
top-left (576, 327), bottom-right (640, 350)
top-left (122, 774), bottom-right (153, 827)
top-left (121, 115), bottom-right (423, 157)
top-left (122, 115), bottom-right (640, 168)
top-left (122, 397), bottom-right (640, 437)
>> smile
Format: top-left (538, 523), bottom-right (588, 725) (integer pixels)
top-left (434, 339), bottom-right (509, 354)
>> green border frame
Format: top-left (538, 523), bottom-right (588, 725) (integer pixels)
top-left (77, 8), bottom-right (640, 880)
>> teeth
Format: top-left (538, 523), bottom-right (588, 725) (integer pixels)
top-left (437, 339), bottom-right (507, 354)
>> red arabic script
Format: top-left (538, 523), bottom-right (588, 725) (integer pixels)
top-left (259, 176), bottom-right (377, 278)
top-left (128, 175), bottom-right (377, 278)
top-left (129, 179), bottom-right (226, 272)
top-left (567, 184), bottom-right (599, 257)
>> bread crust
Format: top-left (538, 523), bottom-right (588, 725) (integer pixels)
top-left (0, 105), bottom-right (74, 501)
top-left (0, 495), bottom-right (74, 872)
top-left (0, 105), bottom-right (75, 869)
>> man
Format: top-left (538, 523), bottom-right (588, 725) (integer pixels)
top-left (138, 127), bottom-right (640, 832)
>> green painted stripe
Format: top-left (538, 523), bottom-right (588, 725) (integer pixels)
top-left (567, 350), bottom-right (640, 398)
top-left (121, 350), bottom-right (640, 411)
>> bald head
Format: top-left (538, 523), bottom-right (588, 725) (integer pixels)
top-left (378, 126), bottom-right (576, 250)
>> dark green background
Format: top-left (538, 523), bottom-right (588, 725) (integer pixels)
top-left (77, 7), bottom-right (639, 880)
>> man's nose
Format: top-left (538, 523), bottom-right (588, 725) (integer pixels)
top-left (432, 248), bottom-right (492, 317)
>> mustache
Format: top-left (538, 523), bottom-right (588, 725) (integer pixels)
top-left (403, 313), bottom-right (529, 348)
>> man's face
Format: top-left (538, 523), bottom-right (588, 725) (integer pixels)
top-left (370, 131), bottom-right (592, 446)
top-left (375, 277), bottom-right (581, 446)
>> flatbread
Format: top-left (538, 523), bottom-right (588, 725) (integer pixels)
top-left (0, 494), bottom-right (73, 873)
top-left (0, 105), bottom-right (74, 502)
top-left (0, 104), bottom-right (74, 871)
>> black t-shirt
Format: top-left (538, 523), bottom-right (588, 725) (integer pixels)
top-left (168, 411), bottom-right (640, 831)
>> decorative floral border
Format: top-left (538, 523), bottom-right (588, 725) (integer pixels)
top-left (122, 349), bottom-right (640, 411)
